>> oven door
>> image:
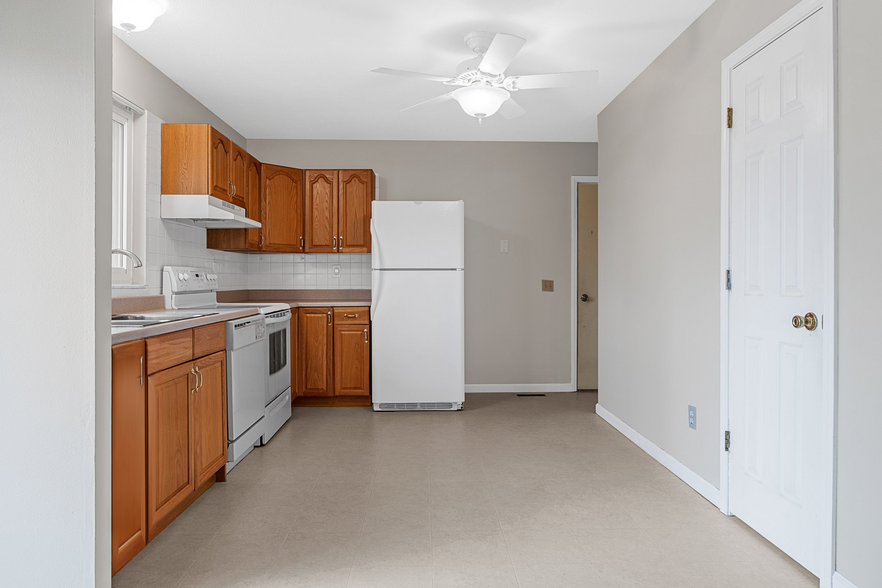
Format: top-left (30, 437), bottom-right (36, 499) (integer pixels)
top-left (265, 309), bottom-right (292, 406)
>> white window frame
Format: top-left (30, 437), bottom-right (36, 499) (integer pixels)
top-left (111, 93), bottom-right (146, 288)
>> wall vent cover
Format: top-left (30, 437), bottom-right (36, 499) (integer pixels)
top-left (376, 402), bottom-right (460, 411)
top-left (516, 393), bottom-right (546, 397)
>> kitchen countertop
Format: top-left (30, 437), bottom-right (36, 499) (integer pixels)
top-left (111, 307), bottom-right (260, 345)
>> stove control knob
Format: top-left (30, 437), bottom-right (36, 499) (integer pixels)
top-left (178, 272), bottom-right (184, 281)
top-left (184, 273), bottom-right (190, 281)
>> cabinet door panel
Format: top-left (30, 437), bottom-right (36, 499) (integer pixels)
top-left (334, 324), bottom-right (371, 396)
top-left (208, 127), bottom-right (231, 201)
top-left (112, 340), bottom-right (147, 575)
top-left (262, 164), bottom-right (304, 253)
top-left (339, 170), bottom-right (373, 253)
top-left (246, 156), bottom-right (262, 249)
top-left (305, 170), bottom-right (338, 253)
top-left (298, 308), bottom-right (334, 396)
top-left (147, 362), bottom-right (196, 538)
top-left (230, 142), bottom-right (248, 209)
top-left (291, 311), bottom-right (299, 399)
top-left (193, 352), bottom-right (227, 487)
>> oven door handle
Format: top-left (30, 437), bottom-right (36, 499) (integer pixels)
top-left (264, 312), bottom-right (292, 326)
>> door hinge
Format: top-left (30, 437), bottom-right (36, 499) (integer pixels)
top-left (725, 431), bottom-right (731, 451)
top-left (726, 107), bottom-right (733, 129)
top-left (725, 269), bottom-right (732, 291)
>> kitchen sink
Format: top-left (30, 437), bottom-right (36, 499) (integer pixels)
top-left (111, 311), bottom-right (218, 328)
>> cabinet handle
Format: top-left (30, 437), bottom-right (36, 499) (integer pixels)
top-left (333, 236), bottom-right (337, 250)
top-left (364, 328), bottom-right (369, 343)
top-left (228, 180), bottom-right (233, 195)
top-left (343, 313), bottom-right (359, 318)
top-left (339, 236), bottom-right (343, 249)
top-left (300, 236), bottom-right (304, 250)
top-left (327, 310), bottom-right (332, 325)
top-left (195, 366), bottom-right (203, 391)
top-left (231, 183), bottom-right (237, 197)
top-left (139, 356), bottom-right (143, 386)
top-left (190, 368), bottom-right (197, 395)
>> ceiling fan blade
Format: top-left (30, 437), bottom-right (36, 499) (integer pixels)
top-left (508, 70), bottom-right (599, 90)
top-left (478, 33), bottom-right (526, 75)
top-left (401, 92), bottom-right (455, 112)
top-left (371, 67), bottom-right (452, 83)
top-left (498, 98), bottom-right (526, 119)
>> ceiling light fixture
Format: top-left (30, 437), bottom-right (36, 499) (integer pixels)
top-left (452, 85), bottom-right (510, 124)
top-left (112, 0), bottom-right (167, 34)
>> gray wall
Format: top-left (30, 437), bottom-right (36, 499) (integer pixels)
top-left (597, 0), bottom-right (799, 486)
top-left (249, 140), bottom-right (597, 387)
top-left (113, 35), bottom-right (246, 145)
top-left (835, 2), bottom-right (882, 585)
top-left (1, 0), bottom-right (112, 585)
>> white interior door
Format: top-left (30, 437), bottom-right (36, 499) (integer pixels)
top-left (728, 11), bottom-right (826, 576)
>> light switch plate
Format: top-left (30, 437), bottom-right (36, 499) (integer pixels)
top-left (500, 240), bottom-right (509, 253)
top-left (542, 279), bottom-right (554, 292)
top-left (688, 405), bottom-right (697, 430)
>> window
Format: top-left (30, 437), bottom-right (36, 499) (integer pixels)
top-left (111, 95), bottom-right (145, 286)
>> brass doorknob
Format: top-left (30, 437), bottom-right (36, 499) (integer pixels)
top-left (580, 294), bottom-right (589, 302)
top-left (792, 312), bottom-right (818, 331)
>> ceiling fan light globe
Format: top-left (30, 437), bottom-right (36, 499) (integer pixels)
top-left (452, 86), bottom-right (510, 119)
top-left (113, 0), bottom-right (166, 33)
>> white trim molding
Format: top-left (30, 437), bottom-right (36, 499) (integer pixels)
top-left (832, 573), bottom-right (860, 588)
top-left (719, 1), bottom-right (836, 586)
top-left (465, 384), bottom-right (573, 394)
top-left (571, 175), bottom-right (599, 392)
top-left (596, 404), bottom-right (721, 507)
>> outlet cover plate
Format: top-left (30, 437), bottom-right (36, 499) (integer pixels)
top-left (542, 279), bottom-right (554, 292)
top-left (688, 405), bottom-right (697, 430)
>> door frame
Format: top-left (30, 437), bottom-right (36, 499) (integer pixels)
top-left (719, 0), bottom-right (836, 585)
top-left (571, 175), bottom-right (599, 391)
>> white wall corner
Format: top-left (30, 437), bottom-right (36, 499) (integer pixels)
top-left (465, 384), bottom-right (575, 393)
top-left (595, 404), bottom-right (721, 507)
top-left (832, 572), bottom-right (861, 588)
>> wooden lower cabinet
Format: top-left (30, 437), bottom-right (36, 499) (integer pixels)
top-left (298, 307), bottom-right (334, 396)
top-left (146, 361), bottom-right (197, 539)
top-left (193, 351), bottom-right (227, 486)
top-left (111, 341), bottom-right (147, 574)
top-left (334, 324), bottom-right (370, 396)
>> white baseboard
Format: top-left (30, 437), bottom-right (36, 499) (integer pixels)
top-left (595, 404), bottom-right (721, 507)
top-left (832, 572), bottom-right (860, 588)
top-left (465, 383), bottom-right (575, 393)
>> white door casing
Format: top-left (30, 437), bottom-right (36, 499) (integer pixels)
top-left (727, 9), bottom-right (827, 578)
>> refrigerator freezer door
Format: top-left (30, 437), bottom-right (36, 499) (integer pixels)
top-left (371, 269), bottom-right (464, 406)
top-left (371, 201), bottom-right (464, 270)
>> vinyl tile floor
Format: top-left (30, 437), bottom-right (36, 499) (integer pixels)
top-left (112, 392), bottom-right (818, 588)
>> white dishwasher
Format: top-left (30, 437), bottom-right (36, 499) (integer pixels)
top-left (226, 314), bottom-right (267, 469)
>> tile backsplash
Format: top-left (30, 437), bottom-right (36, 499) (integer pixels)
top-left (112, 112), bottom-right (369, 297)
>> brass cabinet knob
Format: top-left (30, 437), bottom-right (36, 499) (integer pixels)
top-left (792, 312), bottom-right (818, 331)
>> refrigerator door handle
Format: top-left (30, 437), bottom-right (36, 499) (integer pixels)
top-left (370, 218), bottom-right (381, 270)
top-left (371, 269), bottom-right (381, 321)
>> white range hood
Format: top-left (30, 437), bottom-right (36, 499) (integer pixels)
top-left (160, 194), bottom-right (261, 229)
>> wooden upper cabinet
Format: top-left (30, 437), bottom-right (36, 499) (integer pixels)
top-left (112, 340), bottom-right (147, 575)
top-left (262, 164), bottom-right (304, 253)
top-left (339, 170), bottom-right (374, 253)
top-left (162, 124), bottom-right (236, 204)
top-left (246, 156), bottom-right (262, 249)
top-left (147, 362), bottom-right (196, 540)
top-left (305, 170), bottom-right (339, 253)
top-left (298, 307), bottom-right (334, 396)
top-left (192, 351), bottom-right (227, 487)
top-left (230, 142), bottom-right (248, 209)
top-left (209, 127), bottom-right (232, 201)
top-left (334, 324), bottom-right (371, 396)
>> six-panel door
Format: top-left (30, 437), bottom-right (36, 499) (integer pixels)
top-left (305, 170), bottom-right (338, 253)
top-left (338, 170), bottom-right (373, 253)
top-left (208, 127), bottom-right (232, 202)
top-left (298, 307), bottom-right (334, 396)
top-left (192, 351), bottom-right (227, 487)
top-left (147, 362), bottom-right (196, 539)
top-left (112, 340), bottom-right (147, 574)
top-left (262, 164), bottom-right (304, 253)
top-left (334, 324), bottom-right (370, 396)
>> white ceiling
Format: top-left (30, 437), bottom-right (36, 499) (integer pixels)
top-left (116, 0), bottom-right (714, 142)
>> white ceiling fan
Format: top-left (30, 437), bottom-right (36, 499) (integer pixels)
top-left (371, 31), bottom-right (599, 123)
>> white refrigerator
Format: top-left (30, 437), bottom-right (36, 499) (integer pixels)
top-left (370, 201), bottom-right (465, 411)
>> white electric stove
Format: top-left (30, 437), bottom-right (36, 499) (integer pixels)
top-left (163, 266), bottom-right (293, 466)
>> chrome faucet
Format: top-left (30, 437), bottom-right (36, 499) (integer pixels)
top-left (112, 248), bottom-right (143, 268)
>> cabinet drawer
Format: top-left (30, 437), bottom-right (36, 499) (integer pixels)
top-left (193, 323), bottom-right (225, 358)
top-left (333, 307), bottom-right (369, 325)
top-left (146, 330), bottom-right (193, 374)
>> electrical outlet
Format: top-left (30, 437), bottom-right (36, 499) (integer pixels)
top-left (541, 279), bottom-right (554, 292)
top-left (332, 264), bottom-right (341, 278)
top-left (500, 239), bottom-right (509, 253)
top-left (688, 405), bottom-right (697, 430)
